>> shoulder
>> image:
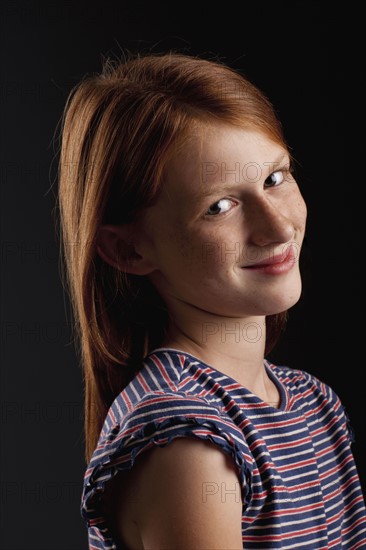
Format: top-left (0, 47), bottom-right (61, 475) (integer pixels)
top-left (90, 350), bottom-right (249, 482)
top-left (98, 383), bottom-right (248, 482)
top-left (83, 352), bottom-right (249, 547)
top-left (270, 362), bottom-right (342, 405)
top-left (269, 361), bottom-right (354, 441)
top-left (101, 348), bottom-right (238, 441)
top-left (108, 348), bottom-right (212, 416)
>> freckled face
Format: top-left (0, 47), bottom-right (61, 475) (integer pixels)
top-left (137, 124), bottom-right (307, 317)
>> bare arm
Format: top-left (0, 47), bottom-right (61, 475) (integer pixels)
top-left (114, 437), bottom-right (243, 549)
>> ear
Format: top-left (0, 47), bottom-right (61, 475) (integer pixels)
top-left (96, 224), bottom-right (156, 275)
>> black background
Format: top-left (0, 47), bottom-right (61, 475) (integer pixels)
top-left (0, 1), bottom-right (364, 548)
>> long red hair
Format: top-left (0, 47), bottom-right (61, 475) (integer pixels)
top-left (56, 52), bottom-right (289, 463)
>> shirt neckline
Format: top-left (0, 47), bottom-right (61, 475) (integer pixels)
top-left (146, 346), bottom-right (289, 412)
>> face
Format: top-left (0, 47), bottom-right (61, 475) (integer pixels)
top-left (135, 124), bottom-right (307, 318)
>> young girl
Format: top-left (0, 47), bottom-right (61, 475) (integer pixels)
top-left (57, 52), bottom-right (366, 549)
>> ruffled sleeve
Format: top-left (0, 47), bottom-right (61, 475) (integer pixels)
top-left (81, 390), bottom-right (251, 549)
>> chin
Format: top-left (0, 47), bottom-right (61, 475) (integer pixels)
top-left (264, 283), bottom-right (303, 316)
top-left (240, 274), bottom-right (303, 316)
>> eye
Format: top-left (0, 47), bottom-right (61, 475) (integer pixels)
top-left (205, 198), bottom-right (235, 216)
top-left (264, 169), bottom-right (286, 188)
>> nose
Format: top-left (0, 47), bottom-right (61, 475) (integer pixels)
top-left (245, 195), bottom-right (295, 247)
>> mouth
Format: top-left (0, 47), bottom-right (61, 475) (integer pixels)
top-left (242, 245), bottom-right (298, 275)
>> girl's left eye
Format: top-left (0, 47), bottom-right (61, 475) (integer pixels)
top-left (205, 198), bottom-right (235, 216)
top-left (264, 170), bottom-right (286, 187)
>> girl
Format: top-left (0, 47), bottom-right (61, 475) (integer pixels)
top-left (57, 52), bottom-right (366, 549)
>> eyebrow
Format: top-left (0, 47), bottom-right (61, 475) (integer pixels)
top-left (196, 152), bottom-right (290, 199)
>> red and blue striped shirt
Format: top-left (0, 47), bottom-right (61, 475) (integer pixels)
top-left (81, 348), bottom-right (366, 549)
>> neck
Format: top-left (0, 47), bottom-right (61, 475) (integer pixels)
top-left (158, 299), bottom-right (279, 406)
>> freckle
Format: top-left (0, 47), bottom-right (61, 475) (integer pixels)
top-left (171, 231), bottom-right (191, 260)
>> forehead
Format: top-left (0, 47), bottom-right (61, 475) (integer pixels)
top-left (163, 123), bottom-right (288, 198)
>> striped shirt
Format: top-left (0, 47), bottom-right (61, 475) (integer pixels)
top-left (81, 348), bottom-right (366, 549)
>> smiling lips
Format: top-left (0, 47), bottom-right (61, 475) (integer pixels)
top-left (242, 245), bottom-right (297, 275)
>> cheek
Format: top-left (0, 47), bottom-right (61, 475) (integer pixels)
top-left (170, 227), bottom-right (226, 270)
top-left (290, 188), bottom-right (307, 230)
top-left (297, 196), bottom-right (308, 230)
